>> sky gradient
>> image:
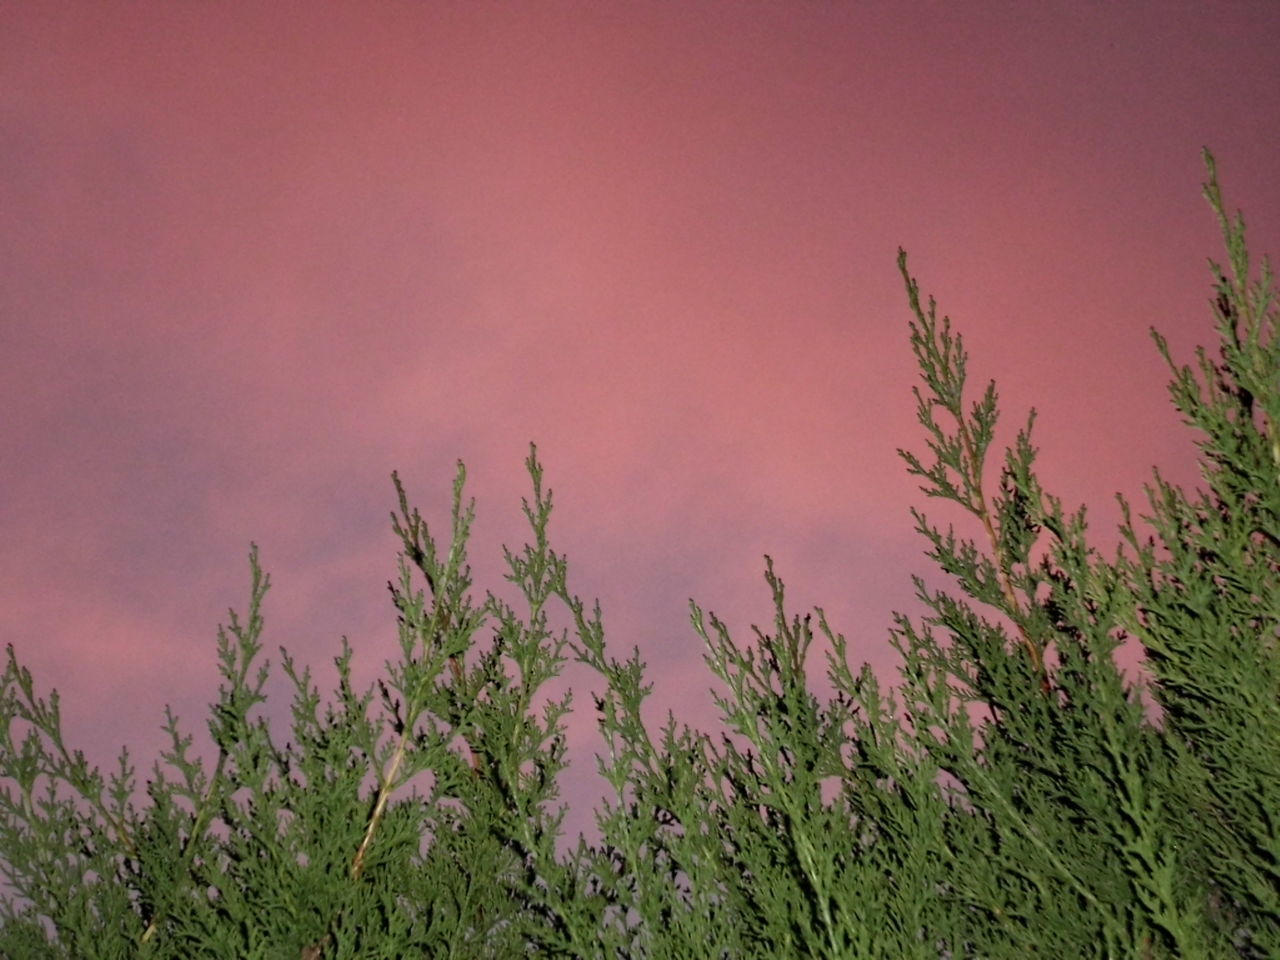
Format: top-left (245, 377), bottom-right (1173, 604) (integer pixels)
top-left (3, 1), bottom-right (1279, 847)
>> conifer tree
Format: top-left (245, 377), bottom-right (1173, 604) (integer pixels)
top-left (0, 150), bottom-right (1273, 958)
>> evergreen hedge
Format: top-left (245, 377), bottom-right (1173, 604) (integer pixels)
top-left (2, 150), bottom-right (1275, 958)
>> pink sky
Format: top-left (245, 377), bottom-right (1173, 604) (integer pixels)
top-left (3, 2), bottom-right (1278, 848)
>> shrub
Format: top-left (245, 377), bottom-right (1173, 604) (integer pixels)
top-left (2, 149), bottom-right (1275, 958)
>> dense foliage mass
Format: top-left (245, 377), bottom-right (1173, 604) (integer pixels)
top-left (2, 151), bottom-right (1276, 958)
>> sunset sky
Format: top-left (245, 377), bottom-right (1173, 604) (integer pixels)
top-left (3, 1), bottom-right (1278, 847)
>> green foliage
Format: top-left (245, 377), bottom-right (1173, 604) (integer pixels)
top-left (2, 150), bottom-right (1275, 958)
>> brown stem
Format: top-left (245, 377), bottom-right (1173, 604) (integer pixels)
top-left (956, 412), bottom-right (1052, 695)
top-left (307, 571), bottom-right (484, 958)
